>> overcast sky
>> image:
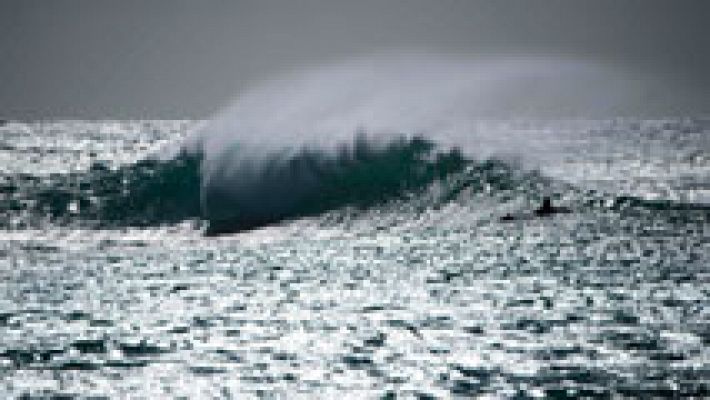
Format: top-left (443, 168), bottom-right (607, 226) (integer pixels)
top-left (1, 0), bottom-right (708, 118)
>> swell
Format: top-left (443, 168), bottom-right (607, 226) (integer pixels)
top-left (0, 152), bottom-right (202, 230)
top-left (0, 135), bottom-right (536, 233)
top-left (0, 134), bottom-right (705, 233)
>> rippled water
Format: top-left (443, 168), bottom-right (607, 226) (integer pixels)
top-left (0, 120), bottom-right (708, 398)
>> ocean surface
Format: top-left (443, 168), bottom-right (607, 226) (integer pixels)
top-left (0, 119), bottom-right (708, 398)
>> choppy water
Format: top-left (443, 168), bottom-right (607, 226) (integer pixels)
top-left (0, 119), bottom-right (708, 398)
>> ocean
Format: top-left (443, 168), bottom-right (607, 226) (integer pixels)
top-left (0, 118), bottom-right (708, 398)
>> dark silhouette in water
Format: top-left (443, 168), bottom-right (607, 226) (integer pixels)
top-left (535, 196), bottom-right (570, 216)
top-left (501, 196), bottom-right (571, 221)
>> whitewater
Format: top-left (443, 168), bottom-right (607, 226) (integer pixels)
top-left (0, 55), bottom-right (708, 398)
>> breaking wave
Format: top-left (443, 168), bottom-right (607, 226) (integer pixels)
top-left (1, 131), bottom-right (705, 235)
top-left (2, 54), bottom-right (705, 233)
top-left (0, 134), bottom-right (547, 233)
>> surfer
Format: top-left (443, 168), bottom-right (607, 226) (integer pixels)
top-left (535, 196), bottom-right (571, 216)
top-left (501, 196), bottom-right (570, 221)
top-left (535, 196), bottom-right (555, 216)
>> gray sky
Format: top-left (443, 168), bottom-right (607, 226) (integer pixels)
top-left (1, 0), bottom-right (708, 118)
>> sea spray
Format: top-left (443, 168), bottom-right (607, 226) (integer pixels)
top-left (3, 55), bottom-right (700, 233)
top-left (183, 54), bottom-right (647, 231)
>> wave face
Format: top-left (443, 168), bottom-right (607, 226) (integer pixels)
top-left (2, 133), bottom-right (547, 233)
top-left (201, 135), bottom-right (472, 234)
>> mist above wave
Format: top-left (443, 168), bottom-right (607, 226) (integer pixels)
top-left (186, 54), bottom-right (648, 162)
top-left (164, 54), bottom-right (656, 232)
